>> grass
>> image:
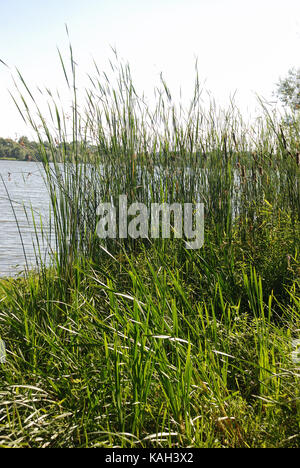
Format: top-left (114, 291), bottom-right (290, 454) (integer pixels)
top-left (0, 44), bottom-right (299, 447)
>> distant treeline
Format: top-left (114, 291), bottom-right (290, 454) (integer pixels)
top-left (0, 137), bottom-right (45, 161)
top-left (2, 136), bottom-right (290, 166)
top-left (0, 137), bottom-right (94, 162)
top-left (0, 137), bottom-right (215, 163)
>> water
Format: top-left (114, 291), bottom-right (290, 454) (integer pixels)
top-left (0, 161), bottom-right (52, 277)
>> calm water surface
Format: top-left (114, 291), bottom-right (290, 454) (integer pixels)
top-left (0, 161), bottom-right (52, 277)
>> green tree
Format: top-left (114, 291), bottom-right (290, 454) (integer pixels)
top-left (276, 67), bottom-right (300, 111)
top-left (10, 145), bottom-right (25, 160)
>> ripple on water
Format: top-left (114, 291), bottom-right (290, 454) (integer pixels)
top-left (0, 161), bottom-right (53, 277)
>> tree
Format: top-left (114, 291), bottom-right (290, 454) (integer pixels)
top-left (10, 145), bottom-right (25, 160)
top-left (276, 67), bottom-right (300, 111)
top-left (18, 136), bottom-right (30, 147)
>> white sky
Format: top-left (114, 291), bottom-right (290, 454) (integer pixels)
top-left (0, 0), bottom-right (299, 138)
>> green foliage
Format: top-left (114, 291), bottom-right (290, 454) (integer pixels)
top-left (0, 136), bottom-right (40, 161)
top-left (0, 249), bottom-right (299, 448)
top-left (276, 67), bottom-right (300, 111)
top-left (0, 136), bottom-right (98, 161)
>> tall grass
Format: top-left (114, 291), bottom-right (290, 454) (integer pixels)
top-left (0, 44), bottom-right (299, 447)
top-left (11, 45), bottom-right (300, 268)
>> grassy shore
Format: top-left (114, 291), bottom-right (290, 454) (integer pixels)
top-left (0, 49), bottom-right (299, 447)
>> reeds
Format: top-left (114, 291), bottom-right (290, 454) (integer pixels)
top-left (11, 46), bottom-right (300, 266)
top-left (0, 43), bottom-right (299, 447)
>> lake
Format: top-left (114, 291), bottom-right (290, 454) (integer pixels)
top-left (0, 161), bottom-right (52, 277)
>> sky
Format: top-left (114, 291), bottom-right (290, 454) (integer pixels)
top-left (0, 0), bottom-right (300, 139)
